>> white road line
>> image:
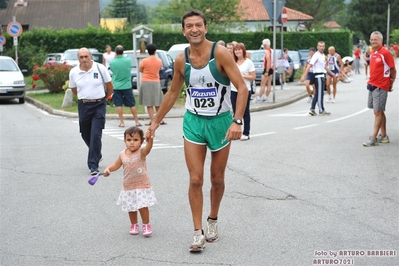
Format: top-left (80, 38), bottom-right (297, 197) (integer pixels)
top-left (293, 124), bottom-right (319, 130)
top-left (326, 108), bottom-right (370, 123)
top-left (250, 132), bottom-right (277, 138)
top-left (269, 110), bottom-right (310, 117)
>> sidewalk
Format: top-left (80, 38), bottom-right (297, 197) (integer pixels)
top-left (25, 82), bottom-right (308, 119)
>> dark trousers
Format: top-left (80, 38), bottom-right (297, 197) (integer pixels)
top-left (311, 74), bottom-right (325, 113)
top-left (231, 90), bottom-right (251, 136)
top-left (77, 99), bottom-right (106, 171)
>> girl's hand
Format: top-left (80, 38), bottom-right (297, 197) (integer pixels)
top-left (104, 169), bottom-right (110, 177)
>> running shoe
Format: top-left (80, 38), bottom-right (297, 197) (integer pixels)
top-left (252, 96), bottom-right (261, 103)
top-left (319, 111), bottom-right (331, 116)
top-left (240, 135), bottom-right (250, 141)
top-left (309, 110), bottom-right (317, 116)
top-left (205, 219), bottom-right (219, 242)
top-left (129, 223), bottom-right (139, 235)
top-left (363, 136), bottom-right (379, 147)
top-left (377, 134), bottom-right (390, 144)
top-left (90, 169), bottom-right (99, 176)
top-left (190, 230), bottom-right (205, 252)
top-left (261, 96), bottom-right (268, 102)
top-left (142, 224), bottom-right (152, 237)
top-left (331, 98), bottom-right (335, 103)
top-left (326, 97), bottom-right (332, 103)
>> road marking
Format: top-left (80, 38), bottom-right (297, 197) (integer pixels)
top-left (250, 132), bottom-right (277, 138)
top-left (293, 124), bottom-right (319, 130)
top-left (326, 108), bottom-right (370, 123)
top-left (269, 110), bottom-right (309, 117)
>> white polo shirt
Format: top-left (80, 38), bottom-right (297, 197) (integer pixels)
top-left (69, 62), bottom-right (112, 99)
top-left (309, 51), bottom-right (326, 74)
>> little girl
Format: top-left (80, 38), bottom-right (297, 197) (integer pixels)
top-left (104, 126), bottom-right (157, 237)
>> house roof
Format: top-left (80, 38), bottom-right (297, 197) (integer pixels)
top-left (240, 0), bottom-right (313, 21)
top-left (0, 0), bottom-right (100, 30)
top-left (324, 21), bottom-right (341, 29)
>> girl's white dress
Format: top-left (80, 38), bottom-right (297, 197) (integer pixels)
top-left (116, 148), bottom-right (157, 212)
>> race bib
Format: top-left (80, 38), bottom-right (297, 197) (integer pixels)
top-left (328, 65), bottom-right (335, 70)
top-left (189, 87), bottom-right (219, 110)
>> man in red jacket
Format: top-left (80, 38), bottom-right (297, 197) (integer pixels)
top-left (363, 31), bottom-right (396, 147)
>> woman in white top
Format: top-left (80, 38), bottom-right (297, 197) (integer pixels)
top-left (230, 43), bottom-right (256, 140)
top-left (102, 44), bottom-right (116, 69)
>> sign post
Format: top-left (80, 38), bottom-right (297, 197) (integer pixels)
top-left (7, 17), bottom-right (22, 64)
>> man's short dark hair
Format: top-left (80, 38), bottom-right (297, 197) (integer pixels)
top-left (182, 9), bottom-right (207, 29)
top-left (115, 45), bottom-right (124, 55)
top-left (147, 44), bottom-right (157, 55)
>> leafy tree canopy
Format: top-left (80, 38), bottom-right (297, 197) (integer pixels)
top-left (102, 0), bottom-right (148, 25)
top-left (285, 0), bottom-right (346, 30)
top-left (347, 0), bottom-right (399, 43)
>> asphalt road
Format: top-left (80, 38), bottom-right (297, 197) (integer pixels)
top-left (1, 66), bottom-right (398, 265)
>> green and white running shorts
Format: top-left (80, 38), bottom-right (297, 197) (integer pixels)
top-left (183, 110), bottom-right (232, 152)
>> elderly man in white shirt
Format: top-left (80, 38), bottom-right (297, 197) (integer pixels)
top-left (69, 48), bottom-right (113, 175)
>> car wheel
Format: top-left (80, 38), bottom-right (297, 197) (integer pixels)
top-left (289, 69), bottom-right (296, 82)
top-left (19, 97), bottom-right (25, 104)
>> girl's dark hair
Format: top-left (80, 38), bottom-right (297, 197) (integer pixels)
top-left (147, 44), bottom-right (157, 55)
top-left (182, 9), bottom-right (207, 29)
top-left (124, 126), bottom-right (144, 140)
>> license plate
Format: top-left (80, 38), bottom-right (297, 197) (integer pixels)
top-left (0, 89), bottom-right (8, 93)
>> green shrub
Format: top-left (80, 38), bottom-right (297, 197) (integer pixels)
top-left (32, 63), bottom-right (73, 93)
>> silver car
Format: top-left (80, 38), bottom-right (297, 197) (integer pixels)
top-left (0, 56), bottom-right (27, 104)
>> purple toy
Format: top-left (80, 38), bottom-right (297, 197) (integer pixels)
top-left (88, 173), bottom-right (104, 186)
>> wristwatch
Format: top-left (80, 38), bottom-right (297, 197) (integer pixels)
top-left (233, 118), bottom-right (243, 125)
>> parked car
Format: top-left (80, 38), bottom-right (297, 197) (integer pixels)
top-left (249, 49), bottom-right (295, 85)
top-left (167, 43), bottom-right (190, 60)
top-left (0, 56), bottom-right (27, 104)
top-left (63, 48), bottom-right (99, 66)
top-left (120, 50), bottom-right (174, 94)
top-left (287, 50), bottom-right (301, 81)
top-left (297, 49), bottom-right (309, 67)
top-left (43, 53), bottom-right (64, 65)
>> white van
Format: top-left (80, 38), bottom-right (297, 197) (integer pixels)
top-left (167, 43), bottom-right (190, 60)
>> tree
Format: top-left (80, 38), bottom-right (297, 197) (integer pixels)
top-left (285, 0), bottom-right (346, 30)
top-left (0, 0), bottom-right (9, 9)
top-left (103, 0), bottom-right (147, 25)
top-left (347, 0), bottom-right (399, 43)
top-left (161, 0), bottom-right (245, 31)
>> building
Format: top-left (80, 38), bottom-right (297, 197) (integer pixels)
top-left (0, 0), bottom-right (100, 32)
top-left (324, 21), bottom-right (341, 31)
top-left (239, 0), bottom-right (314, 32)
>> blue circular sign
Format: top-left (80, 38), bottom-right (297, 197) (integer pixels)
top-left (7, 22), bottom-right (23, 37)
top-left (0, 35), bottom-right (6, 45)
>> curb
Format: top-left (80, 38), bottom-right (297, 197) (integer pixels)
top-left (25, 91), bottom-right (308, 120)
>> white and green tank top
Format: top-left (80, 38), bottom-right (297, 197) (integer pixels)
top-left (184, 42), bottom-right (231, 116)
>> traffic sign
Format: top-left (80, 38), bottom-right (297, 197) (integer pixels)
top-left (262, 0), bottom-right (286, 24)
top-left (281, 7), bottom-right (288, 24)
top-left (0, 35), bottom-right (6, 45)
top-left (7, 21), bottom-right (23, 37)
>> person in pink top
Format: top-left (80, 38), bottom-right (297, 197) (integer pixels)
top-left (138, 44), bottom-right (166, 125)
top-left (104, 126), bottom-right (157, 236)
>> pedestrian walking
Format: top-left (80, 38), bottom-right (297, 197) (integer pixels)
top-left (304, 47), bottom-right (315, 103)
top-left (102, 44), bottom-right (115, 70)
top-left (353, 46), bottom-right (361, 74)
top-left (231, 42), bottom-right (255, 141)
top-left (104, 127), bottom-right (157, 236)
top-left (69, 48), bottom-right (113, 175)
top-left (363, 31), bottom-right (396, 147)
top-left (109, 45), bottom-right (142, 127)
top-left (326, 46), bottom-right (343, 103)
top-left (138, 44), bottom-right (166, 126)
top-left (300, 41), bottom-right (335, 116)
top-left (148, 9), bottom-right (248, 253)
top-left (254, 39), bottom-right (273, 103)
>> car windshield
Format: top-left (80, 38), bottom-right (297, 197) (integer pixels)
top-left (64, 51), bottom-right (78, 60)
top-left (168, 50), bottom-right (183, 60)
top-left (250, 50), bottom-right (265, 62)
top-left (0, 59), bottom-right (19, 71)
top-left (298, 50), bottom-right (309, 58)
top-left (288, 51), bottom-right (300, 62)
top-left (123, 53), bottom-right (138, 67)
